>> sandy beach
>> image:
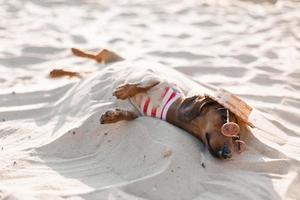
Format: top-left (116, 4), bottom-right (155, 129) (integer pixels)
top-left (1, 0), bottom-right (300, 199)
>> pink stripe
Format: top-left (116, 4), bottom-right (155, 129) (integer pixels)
top-left (151, 107), bottom-right (157, 117)
top-left (160, 92), bottom-right (176, 119)
top-left (143, 97), bottom-right (150, 114)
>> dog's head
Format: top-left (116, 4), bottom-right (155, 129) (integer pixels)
top-left (177, 96), bottom-right (244, 159)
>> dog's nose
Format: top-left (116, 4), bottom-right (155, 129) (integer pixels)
top-left (221, 144), bottom-right (232, 159)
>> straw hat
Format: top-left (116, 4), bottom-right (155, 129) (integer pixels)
top-left (205, 88), bottom-right (255, 128)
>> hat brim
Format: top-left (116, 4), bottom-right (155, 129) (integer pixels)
top-left (205, 89), bottom-right (255, 128)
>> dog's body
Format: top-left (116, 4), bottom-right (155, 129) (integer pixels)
top-left (72, 48), bottom-right (247, 159)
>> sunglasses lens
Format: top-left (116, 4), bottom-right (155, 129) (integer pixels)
top-left (234, 140), bottom-right (246, 153)
top-left (221, 122), bottom-right (240, 137)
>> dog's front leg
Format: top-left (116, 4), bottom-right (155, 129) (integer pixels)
top-left (113, 78), bottom-right (160, 100)
top-left (100, 108), bottom-right (138, 124)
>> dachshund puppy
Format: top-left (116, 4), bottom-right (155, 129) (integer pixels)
top-left (101, 80), bottom-right (241, 159)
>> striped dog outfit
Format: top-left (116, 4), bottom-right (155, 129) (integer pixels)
top-left (130, 83), bottom-right (183, 120)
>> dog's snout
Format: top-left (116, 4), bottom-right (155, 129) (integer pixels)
top-left (220, 144), bottom-right (232, 159)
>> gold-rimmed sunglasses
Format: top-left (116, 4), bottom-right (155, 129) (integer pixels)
top-left (221, 109), bottom-right (246, 153)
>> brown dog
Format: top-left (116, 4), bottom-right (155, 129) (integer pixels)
top-left (72, 48), bottom-right (245, 159)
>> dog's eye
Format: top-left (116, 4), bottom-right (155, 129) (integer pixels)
top-left (221, 114), bottom-right (227, 123)
top-left (217, 108), bottom-right (227, 123)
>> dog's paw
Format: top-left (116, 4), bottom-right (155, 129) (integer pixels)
top-left (113, 84), bottom-right (137, 100)
top-left (100, 109), bottom-right (138, 124)
top-left (100, 110), bottom-right (119, 124)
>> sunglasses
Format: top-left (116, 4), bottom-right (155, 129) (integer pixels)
top-left (221, 109), bottom-right (246, 153)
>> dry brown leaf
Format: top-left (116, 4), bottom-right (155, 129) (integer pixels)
top-left (49, 69), bottom-right (81, 79)
top-left (71, 48), bottom-right (123, 63)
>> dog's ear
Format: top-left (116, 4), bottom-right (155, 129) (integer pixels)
top-left (177, 96), bottom-right (215, 122)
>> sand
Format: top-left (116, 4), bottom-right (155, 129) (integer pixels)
top-left (1, 0), bottom-right (300, 199)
